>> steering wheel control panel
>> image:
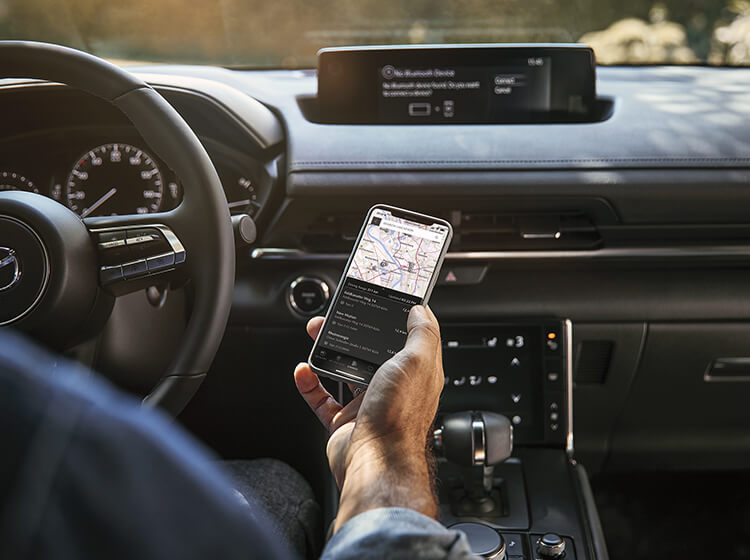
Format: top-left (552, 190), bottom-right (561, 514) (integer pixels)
top-left (92, 225), bottom-right (186, 287)
top-left (318, 45), bottom-right (596, 124)
top-left (439, 320), bottom-right (571, 449)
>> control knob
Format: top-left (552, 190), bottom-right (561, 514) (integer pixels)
top-left (536, 533), bottom-right (566, 558)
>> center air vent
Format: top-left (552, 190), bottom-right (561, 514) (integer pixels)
top-left (299, 210), bottom-right (602, 253)
top-left (452, 211), bottom-right (601, 251)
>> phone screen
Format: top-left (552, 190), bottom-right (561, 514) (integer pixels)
top-left (311, 207), bottom-right (451, 385)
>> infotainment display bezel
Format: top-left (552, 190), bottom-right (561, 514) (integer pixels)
top-left (317, 44), bottom-right (596, 124)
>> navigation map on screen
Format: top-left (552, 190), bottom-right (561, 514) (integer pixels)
top-left (313, 208), bottom-right (450, 383)
top-left (346, 212), bottom-right (446, 298)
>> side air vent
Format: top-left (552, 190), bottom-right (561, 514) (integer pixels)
top-left (574, 340), bottom-right (614, 384)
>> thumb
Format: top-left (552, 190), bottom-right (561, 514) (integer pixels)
top-left (402, 305), bottom-right (441, 357)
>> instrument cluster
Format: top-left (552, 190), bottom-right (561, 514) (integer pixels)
top-left (0, 130), bottom-right (268, 220)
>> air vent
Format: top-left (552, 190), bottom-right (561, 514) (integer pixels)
top-left (300, 213), bottom-right (362, 252)
top-left (453, 211), bottom-right (601, 251)
top-left (299, 210), bottom-right (602, 253)
top-left (574, 340), bottom-right (613, 384)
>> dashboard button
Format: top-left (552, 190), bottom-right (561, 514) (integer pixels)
top-left (501, 533), bottom-right (525, 557)
top-left (122, 259), bottom-right (148, 278)
top-left (437, 265), bottom-right (488, 285)
top-left (288, 276), bottom-right (330, 315)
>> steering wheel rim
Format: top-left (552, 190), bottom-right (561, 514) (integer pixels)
top-left (0, 41), bottom-right (235, 415)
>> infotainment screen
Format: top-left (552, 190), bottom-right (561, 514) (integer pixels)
top-left (318, 45), bottom-right (596, 124)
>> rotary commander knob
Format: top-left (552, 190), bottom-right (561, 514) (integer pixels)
top-left (536, 533), bottom-right (566, 558)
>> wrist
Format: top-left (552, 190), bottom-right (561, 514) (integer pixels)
top-left (334, 441), bottom-right (437, 532)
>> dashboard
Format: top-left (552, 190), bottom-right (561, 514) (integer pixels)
top-left (3, 59), bottom-right (750, 482)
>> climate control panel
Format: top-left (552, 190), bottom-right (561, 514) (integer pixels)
top-left (439, 320), bottom-right (571, 448)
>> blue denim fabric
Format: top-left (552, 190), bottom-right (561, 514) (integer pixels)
top-left (0, 330), bottom-right (293, 560)
top-left (322, 508), bottom-right (478, 559)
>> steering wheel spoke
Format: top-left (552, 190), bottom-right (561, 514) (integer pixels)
top-left (85, 214), bottom-right (187, 295)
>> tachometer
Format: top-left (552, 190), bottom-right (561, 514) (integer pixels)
top-left (0, 171), bottom-right (38, 193)
top-left (66, 143), bottom-right (164, 217)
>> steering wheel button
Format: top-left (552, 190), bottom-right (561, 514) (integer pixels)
top-left (97, 230), bottom-right (126, 243)
top-left (100, 265), bottom-right (123, 285)
top-left (122, 259), bottom-right (148, 279)
top-left (98, 238), bottom-right (127, 250)
top-left (126, 227), bottom-right (159, 239)
top-left (125, 234), bottom-right (157, 246)
top-left (147, 252), bottom-right (175, 272)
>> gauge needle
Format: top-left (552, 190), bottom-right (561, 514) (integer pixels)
top-left (0, 249), bottom-right (16, 269)
top-left (81, 187), bottom-right (117, 218)
top-left (227, 199), bottom-right (250, 209)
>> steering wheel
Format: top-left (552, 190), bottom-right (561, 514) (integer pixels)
top-left (0, 41), bottom-right (235, 415)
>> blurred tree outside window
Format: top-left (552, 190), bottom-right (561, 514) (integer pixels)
top-left (0, 0), bottom-right (747, 66)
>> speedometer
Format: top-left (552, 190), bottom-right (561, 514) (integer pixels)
top-left (66, 143), bottom-right (164, 217)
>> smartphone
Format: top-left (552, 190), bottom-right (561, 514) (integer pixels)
top-left (309, 205), bottom-right (453, 387)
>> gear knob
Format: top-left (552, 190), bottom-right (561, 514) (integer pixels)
top-left (435, 411), bottom-right (513, 467)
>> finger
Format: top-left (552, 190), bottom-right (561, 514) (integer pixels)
top-left (293, 362), bottom-right (342, 432)
top-left (330, 392), bottom-right (365, 432)
top-left (306, 316), bottom-right (325, 341)
top-left (403, 304), bottom-right (441, 357)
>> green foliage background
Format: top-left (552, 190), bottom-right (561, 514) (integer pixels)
top-left (0, 0), bottom-right (747, 66)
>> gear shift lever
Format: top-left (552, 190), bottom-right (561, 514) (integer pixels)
top-left (434, 411), bottom-right (513, 515)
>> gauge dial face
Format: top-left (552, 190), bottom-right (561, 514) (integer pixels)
top-left (66, 143), bottom-right (164, 217)
top-left (0, 171), bottom-right (38, 193)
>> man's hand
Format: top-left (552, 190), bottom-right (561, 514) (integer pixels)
top-left (293, 305), bottom-right (445, 531)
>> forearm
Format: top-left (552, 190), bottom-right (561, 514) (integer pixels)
top-left (334, 444), bottom-right (437, 532)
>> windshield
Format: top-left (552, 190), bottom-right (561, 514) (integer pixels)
top-left (1, 0), bottom-right (748, 67)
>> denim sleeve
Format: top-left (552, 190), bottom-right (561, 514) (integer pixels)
top-left (321, 507), bottom-right (479, 560)
top-left (0, 330), bottom-right (295, 560)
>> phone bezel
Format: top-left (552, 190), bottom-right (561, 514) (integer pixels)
top-left (308, 204), bottom-right (453, 387)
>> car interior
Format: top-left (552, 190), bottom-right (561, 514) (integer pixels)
top-left (2, 1), bottom-right (750, 559)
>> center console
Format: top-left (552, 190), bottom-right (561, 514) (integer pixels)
top-left (434, 320), bottom-right (608, 560)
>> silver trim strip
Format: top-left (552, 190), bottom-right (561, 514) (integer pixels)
top-left (250, 245), bottom-right (750, 262)
top-left (565, 318), bottom-right (574, 456)
top-left (471, 415), bottom-right (486, 466)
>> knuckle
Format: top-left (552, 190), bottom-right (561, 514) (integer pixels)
top-left (410, 320), bottom-right (441, 345)
top-left (400, 349), bottom-right (425, 370)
